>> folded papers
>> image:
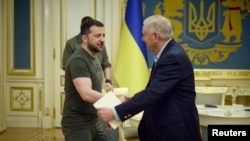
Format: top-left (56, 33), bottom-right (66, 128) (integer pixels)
top-left (94, 91), bottom-right (122, 129)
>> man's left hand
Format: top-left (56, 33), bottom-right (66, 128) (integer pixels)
top-left (97, 107), bottom-right (115, 122)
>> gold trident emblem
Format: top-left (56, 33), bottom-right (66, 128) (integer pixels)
top-left (189, 0), bottom-right (215, 41)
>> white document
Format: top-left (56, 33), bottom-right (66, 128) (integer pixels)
top-left (230, 104), bottom-right (245, 116)
top-left (94, 91), bottom-right (122, 129)
top-left (207, 108), bottom-right (225, 116)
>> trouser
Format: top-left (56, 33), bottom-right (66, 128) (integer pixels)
top-left (62, 120), bottom-right (107, 141)
top-left (100, 119), bottom-right (118, 141)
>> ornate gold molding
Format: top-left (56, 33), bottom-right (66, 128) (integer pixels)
top-left (10, 87), bottom-right (34, 111)
top-left (7, 0), bottom-right (36, 75)
top-left (183, 44), bottom-right (241, 65)
top-left (60, 92), bottom-right (65, 115)
top-left (194, 69), bottom-right (250, 80)
top-left (60, 75), bottom-right (65, 86)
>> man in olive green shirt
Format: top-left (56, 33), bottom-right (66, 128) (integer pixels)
top-left (62, 16), bottom-right (113, 91)
top-left (62, 17), bottom-right (117, 141)
top-left (62, 19), bottom-right (109, 141)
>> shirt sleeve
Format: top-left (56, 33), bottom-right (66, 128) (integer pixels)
top-left (100, 47), bottom-right (111, 70)
top-left (112, 107), bottom-right (121, 120)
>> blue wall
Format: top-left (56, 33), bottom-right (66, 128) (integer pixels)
top-left (14, 0), bottom-right (30, 69)
top-left (143, 0), bottom-right (250, 69)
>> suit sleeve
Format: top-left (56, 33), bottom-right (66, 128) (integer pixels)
top-left (115, 52), bottom-right (183, 121)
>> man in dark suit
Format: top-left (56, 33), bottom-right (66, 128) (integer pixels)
top-left (97, 15), bottom-right (202, 141)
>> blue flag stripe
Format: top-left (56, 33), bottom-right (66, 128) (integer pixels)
top-left (125, 0), bottom-right (148, 64)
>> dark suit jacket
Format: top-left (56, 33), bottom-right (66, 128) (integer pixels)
top-left (115, 39), bottom-right (202, 141)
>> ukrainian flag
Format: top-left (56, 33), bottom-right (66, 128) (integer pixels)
top-left (114, 0), bottom-right (149, 95)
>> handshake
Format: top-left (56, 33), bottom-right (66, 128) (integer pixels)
top-left (94, 89), bottom-right (133, 129)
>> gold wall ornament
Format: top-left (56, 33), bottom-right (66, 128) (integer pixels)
top-left (182, 43), bottom-right (241, 65)
top-left (194, 69), bottom-right (250, 80)
top-left (220, 0), bottom-right (248, 43)
top-left (39, 88), bottom-right (43, 111)
top-left (189, 0), bottom-right (215, 41)
top-left (153, 0), bottom-right (184, 42)
top-left (10, 87), bottom-right (34, 111)
top-left (60, 92), bottom-right (65, 115)
top-left (60, 75), bottom-right (65, 86)
top-left (45, 107), bottom-right (50, 116)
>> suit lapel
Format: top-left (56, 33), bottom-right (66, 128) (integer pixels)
top-left (156, 39), bottom-right (176, 63)
top-left (148, 39), bottom-right (176, 84)
top-left (149, 62), bottom-right (156, 81)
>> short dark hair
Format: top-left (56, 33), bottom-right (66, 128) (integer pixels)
top-left (80, 19), bottom-right (104, 35)
top-left (80, 16), bottom-right (93, 27)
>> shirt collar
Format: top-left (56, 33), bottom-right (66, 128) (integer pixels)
top-left (154, 38), bottom-right (172, 62)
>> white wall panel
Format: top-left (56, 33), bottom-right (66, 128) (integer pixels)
top-left (0, 0), bottom-right (7, 133)
top-left (0, 0), bottom-right (124, 129)
top-left (6, 82), bottom-right (40, 127)
top-left (66, 0), bottom-right (92, 40)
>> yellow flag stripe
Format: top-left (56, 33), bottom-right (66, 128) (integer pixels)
top-left (114, 23), bottom-right (149, 95)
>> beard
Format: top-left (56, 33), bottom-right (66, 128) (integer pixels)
top-left (87, 42), bottom-right (103, 53)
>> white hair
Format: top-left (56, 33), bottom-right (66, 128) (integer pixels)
top-left (143, 15), bottom-right (173, 39)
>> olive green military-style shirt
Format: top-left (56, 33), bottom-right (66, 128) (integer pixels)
top-left (62, 48), bottom-right (103, 129)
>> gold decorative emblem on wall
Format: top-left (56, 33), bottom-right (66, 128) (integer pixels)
top-left (10, 87), bottom-right (34, 111)
top-left (182, 43), bottom-right (241, 65)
